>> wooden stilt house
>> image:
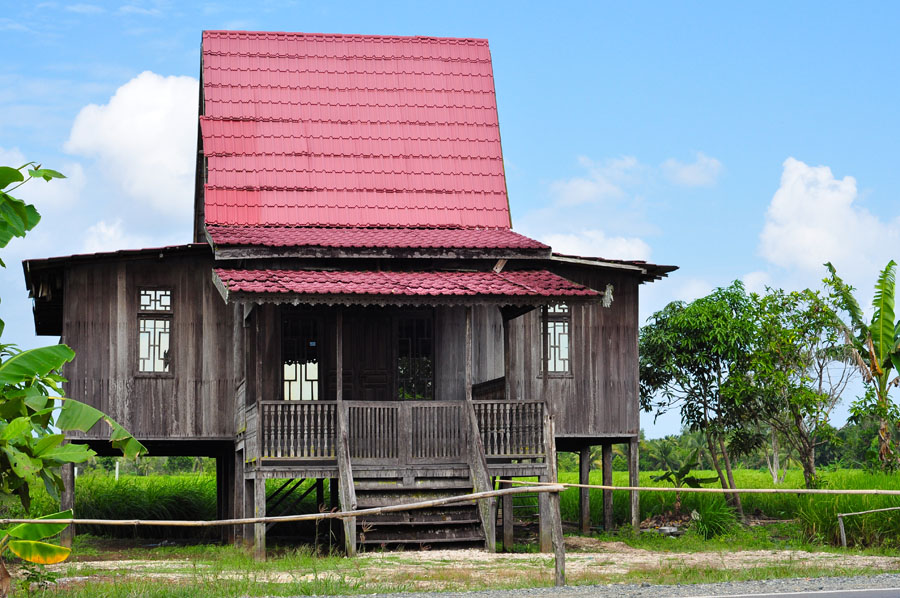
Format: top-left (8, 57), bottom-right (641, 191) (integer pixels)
top-left (23, 31), bottom-right (675, 552)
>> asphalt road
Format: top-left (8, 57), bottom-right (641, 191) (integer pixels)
top-left (319, 577), bottom-right (900, 598)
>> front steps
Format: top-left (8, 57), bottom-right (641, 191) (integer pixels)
top-left (353, 474), bottom-right (485, 549)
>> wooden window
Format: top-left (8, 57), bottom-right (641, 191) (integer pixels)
top-left (137, 288), bottom-right (172, 374)
top-left (397, 314), bottom-right (433, 400)
top-left (543, 303), bottom-right (571, 375)
top-left (282, 313), bottom-right (320, 401)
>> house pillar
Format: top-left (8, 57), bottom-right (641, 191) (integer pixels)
top-left (501, 477), bottom-right (514, 550)
top-left (60, 463), bottom-right (75, 548)
top-left (233, 450), bottom-right (245, 544)
top-left (628, 437), bottom-right (640, 531)
top-left (216, 452), bottom-right (236, 542)
top-left (602, 444), bottom-right (614, 531)
top-left (253, 475), bottom-right (266, 560)
top-left (579, 446), bottom-right (591, 533)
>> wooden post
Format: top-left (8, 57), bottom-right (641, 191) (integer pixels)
top-left (542, 415), bottom-right (565, 585)
top-left (217, 453), bottom-right (235, 543)
top-left (243, 478), bottom-right (254, 545)
top-left (59, 463), bottom-right (75, 548)
top-left (233, 450), bottom-right (245, 544)
top-left (628, 437), bottom-right (640, 531)
top-left (464, 306), bottom-right (496, 551)
top-left (579, 446), bottom-right (591, 533)
top-left (315, 478), bottom-right (324, 510)
top-left (253, 475), bottom-right (266, 560)
top-left (335, 310), bottom-right (357, 556)
top-left (538, 305), bottom-right (553, 553)
top-left (602, 444), bottom-right (613, 531)
top-left (501, 477), bottom-right (514, 550)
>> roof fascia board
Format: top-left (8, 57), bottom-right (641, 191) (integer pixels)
top-left (550, 254), bottom-right (648, 274)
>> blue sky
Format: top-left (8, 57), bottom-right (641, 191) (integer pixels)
top-left (2, 1), bottom-right (898, 438)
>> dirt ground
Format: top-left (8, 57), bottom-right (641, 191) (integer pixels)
top-left (45, 536), bottom-right (900, 590)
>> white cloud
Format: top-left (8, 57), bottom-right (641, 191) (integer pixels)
top-left (661, 151), bottom-right (722, 187)
top-left (549, 155), bottom-right (639, 206)
top-left (758, 157), bottom-right (899, 281)
top-left (672, 277), bottom-right (713, 303)
top-left (741, 270), bottom-right (772, 294)
top-left (0, 146), bottom-right (85, 207)
top-left (65, 71), bottom-right (198, 224)
top-left (82, 219), bottom-right (153, 253)
top-left (65, 3), bottom-right (104, 13)
top-left (540, 230), bottom-right (651, 261)
top-left (119, 5), bottom-right (162, 16)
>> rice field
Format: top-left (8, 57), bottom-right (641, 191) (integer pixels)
top-left (558, 468), bottom-right (900, 547)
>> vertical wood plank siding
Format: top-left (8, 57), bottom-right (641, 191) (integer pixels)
top-left (507, 270), bottom-right (641, 437)
top-left (63, 254), bottom-right (235, 440)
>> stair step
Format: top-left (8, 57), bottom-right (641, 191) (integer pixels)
top-left (358, 519), bottom-right (480, 527)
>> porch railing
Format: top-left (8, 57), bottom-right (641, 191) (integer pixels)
top-left (260, 400), bottom-right (468, 464)
top-left (260, 401), bottom-right (337, 459)
top-left (347, 401), bottom-right (466, 464)
top-left (474, 400), bottom-right (546, 459)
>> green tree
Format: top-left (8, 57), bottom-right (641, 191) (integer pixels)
top-left (748, 287), bottom-right (853, 488)
top-left (0, 163), bottom-right (146, 596)
top-left (640, 281), bottom-right (757, 519)
top-left (824, 261), bottom-right (900, 468)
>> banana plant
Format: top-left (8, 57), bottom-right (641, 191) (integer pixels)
top-left (825, 260), bottom-right (900, 467)
top-left (650, 449), bottom-right (719, 515)
top-left (0, 510), bottom-right (73, 597)
top-left (0, 163), bottom-right (147, 597)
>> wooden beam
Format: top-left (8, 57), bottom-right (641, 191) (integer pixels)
top-left (335, 309), bottom-right (357, 556)
top-left (465, 305), bottom-right (496, 552)
top-left (628, 437), bottom-right (640, 531)
top-left (59, 463), bottom-right (75, 548)
top-left (602, 444), bottom-right (613, 532)
top-left (579, 447), bottom-right (591, 534)
top-left (233, 450), bottom-right (244, 545)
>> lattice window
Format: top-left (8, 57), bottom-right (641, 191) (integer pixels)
top-left (282, 314), bottom-right (319, 401)
top-left (137, 289), bottom-right (172, 374)
top-left (543, 303), bottom-right (571, 374)
top-left (397, 315), bottom-right (433, 400)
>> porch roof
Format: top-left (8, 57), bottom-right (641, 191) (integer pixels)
top-left (212, 268), bottom-right (600, 307)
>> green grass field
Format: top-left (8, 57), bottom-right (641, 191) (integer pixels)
top-left (5, 468), bottom-right (900, 547)
top-left (558, 468), bottom-right (900, 547)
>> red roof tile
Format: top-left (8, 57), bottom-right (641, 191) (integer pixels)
top-left (214, 269), bottom-right (597, 301)
top-left (207, 225), bottom-right (548, 250)
top-left (201, 31), bottom-right (511, 230)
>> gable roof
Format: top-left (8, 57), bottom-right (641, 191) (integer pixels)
top-left (199, 31), bottom-right (512, 232)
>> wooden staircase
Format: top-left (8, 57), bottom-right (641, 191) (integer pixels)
top-left (353, 474), bottom-right (485, 549)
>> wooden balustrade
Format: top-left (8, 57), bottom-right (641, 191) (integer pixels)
top-left (260, 401), bottom-right (337, 459)
top-left (261, 399), bottom-right (545, 463)
top-left (474, 400), bottom-right (545, 459)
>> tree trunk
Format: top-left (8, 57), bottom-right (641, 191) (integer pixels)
top-left (717, 435), bottom-right (745, 521)
top-left (705, 432), bottom-right (732, 507)
top-left (765, 434), bottom-right (781, 485)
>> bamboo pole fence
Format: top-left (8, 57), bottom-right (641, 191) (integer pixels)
top-left (0, 484), bottom-right (568, 586)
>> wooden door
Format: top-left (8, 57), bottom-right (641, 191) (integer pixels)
top-left (345, 312), bottom-right (394, 401)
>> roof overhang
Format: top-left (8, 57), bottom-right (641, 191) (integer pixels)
top-left (212, 268), bottom-right (602, 308)
top-left (206, 225), bottom-right (550, 260)
top-left (550, 253), bottom-right (678, 283)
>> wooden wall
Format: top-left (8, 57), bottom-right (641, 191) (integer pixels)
top-left (507, 269), bottom-right (640, 439)
top-left (63, 253), bottom-right (235, 441)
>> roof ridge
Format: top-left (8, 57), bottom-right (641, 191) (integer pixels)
top-left (202, 30), bottom-right (490, 45)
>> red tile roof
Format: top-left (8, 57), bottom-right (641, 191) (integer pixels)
top-left (214, 269), bottom-right (598, 302)
top-left (206, 225), bottom-right (548, 250)
top-left (201, 31), bottom-right (511, 230)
